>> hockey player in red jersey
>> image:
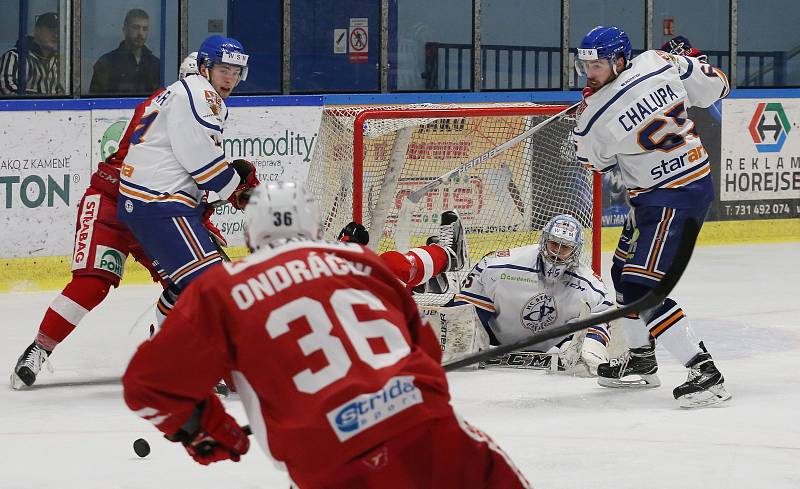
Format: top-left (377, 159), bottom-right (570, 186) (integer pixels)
top-left (123, 182), bottom-right (530, 489)
top-left (9, 54), bottom-right (215, 389)
top-left (337, 212), bottom-right (468, 294)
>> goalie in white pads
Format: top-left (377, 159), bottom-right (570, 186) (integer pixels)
top-left (451, 214), bottom-right (613, 375)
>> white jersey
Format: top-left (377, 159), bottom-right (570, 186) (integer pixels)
top-left (454, 245), bottom-right (613, 351)
top-left (119, 74), bottom-right (240, 219)
top-left (573, 50), bottom-right (729, 209)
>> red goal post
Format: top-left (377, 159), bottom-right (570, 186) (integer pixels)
top-left (307, 103), bottom-right (603, 280)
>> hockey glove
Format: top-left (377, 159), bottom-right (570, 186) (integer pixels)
top-left (228, 159), bottom-right (259, 210)
top-left (202, 206), bottom-right (227, 247)
top-left (661, 36), bottom-right (708, 63)
top-left (338, 222), bottom-right (370, 245)
top-left (167, 395), bottom-right (250, 465)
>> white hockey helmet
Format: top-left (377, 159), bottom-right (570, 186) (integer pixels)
top-left (244, 181), bottom-right (322, 250)
top-left (179, 52), bottom-right (198, 80)
top-left (538, 214), bottom-right (584, 281)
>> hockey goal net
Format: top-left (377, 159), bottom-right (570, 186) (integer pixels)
top-left (306, 103), bottom-right (602, 304)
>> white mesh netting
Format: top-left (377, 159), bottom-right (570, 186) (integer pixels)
top-left (306, 103), bottom-right (596, 305)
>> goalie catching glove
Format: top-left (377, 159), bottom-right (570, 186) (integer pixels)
top-left (166, 394), bottom-right (250, 465)
top-left (228, 159), bottom-right (259, 210)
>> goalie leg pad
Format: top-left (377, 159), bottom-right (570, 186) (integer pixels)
top-left (422, 303), bottom-right (488, 366)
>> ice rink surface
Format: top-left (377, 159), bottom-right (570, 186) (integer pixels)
top-left (1, 243), bottom-right (799, 489)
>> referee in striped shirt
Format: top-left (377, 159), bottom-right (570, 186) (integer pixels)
top-left (0, 12), bottom-right (64, 95)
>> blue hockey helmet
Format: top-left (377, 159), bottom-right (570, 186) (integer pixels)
top-left (197, 35), bottom-right (249, 81)
top-left (575, 26), bottom-right (632, 77)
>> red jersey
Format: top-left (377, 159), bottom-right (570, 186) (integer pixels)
top-left (123, 239), bottom-right (453, 486)
top-left (89, 88), bottom-right (164, 197)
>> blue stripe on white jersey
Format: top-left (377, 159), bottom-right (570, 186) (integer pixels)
top-left (564, 271), bottom-right (607, 297)
top-left (180, 79), bottom-right (222, 132)
top-left (458, 290), bottom-right (494, 305)
top-left (573, 64), bottom-right (672, 137)
top-left (198, 166), bottom-right (237, 194)
top-left (486, 263), bottom-right (540, 274)
top-left (190, 154), bottom-right (226, 178)
top-left (679, 56), bottom-right (693, 80)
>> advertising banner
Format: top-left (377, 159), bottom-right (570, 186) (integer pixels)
top-left (719, 99), bottom-right (800, 219)
top-left (0, 111), bottom-right (91, 258)
top-left (91, 109), bottom-right (134, 172)
top-left (210, 105), bottom-right (324, 246)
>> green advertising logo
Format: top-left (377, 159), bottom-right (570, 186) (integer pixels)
top-left (100, 121), bottom-right (128, 160)
top-left (96, 246), bottom-right (125, 278)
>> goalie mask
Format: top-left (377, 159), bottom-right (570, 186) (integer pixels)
top-left (244, 181), bottom-right (322, 250)
top-left (538, 214), bottom-right (584, 281)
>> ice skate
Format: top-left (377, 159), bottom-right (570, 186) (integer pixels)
top-left (438, 210), bottom-right (468, 272)
top-left (673, 350), bottom-right (731, 408)
top-left (416, 211), bottom-right (468, 294)
top-left (10, 342), bottom-right (53, 389)
top-left (214, 381), bottom-right (231, 398)
top-left (597, 344), bottom-right (660, 388)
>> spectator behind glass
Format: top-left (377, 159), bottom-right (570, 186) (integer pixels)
top-left (89, 8), bottom-right (160, 95)
top-left (0, 12), bottom-right (64, 95)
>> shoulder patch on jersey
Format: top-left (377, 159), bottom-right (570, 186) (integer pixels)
top-left (655, 50), bottom-right (679, 65)
top-left (494, 249), bottom-right (510, 257)
top-left (204, 90), bottom-right (222, 116)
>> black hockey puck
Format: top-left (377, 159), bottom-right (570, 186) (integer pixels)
top-left (133, 438), bottom-right (151, 457)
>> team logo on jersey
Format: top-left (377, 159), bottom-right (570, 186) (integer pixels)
top-left (326, 376), bottom-right (422, 442)
top-left (520, 293), bottom-right (557, 332)
top-left (748, 102), bottom-right (791, 153)
top-left (204, 90), bottom-right (222, 116)
top-left (124, 199), bottom-right (134, 213)
top-left (94, 246), bottom-right (125, 278)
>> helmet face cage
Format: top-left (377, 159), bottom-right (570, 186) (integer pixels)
top-left (198, 35), bottom-right (249, 81)
top-left (538, 215), bottom-right (584, 280)
top-left (244, 182), bottom-right (322, 250)
top-left (575, 26), bottom-right (632, 77)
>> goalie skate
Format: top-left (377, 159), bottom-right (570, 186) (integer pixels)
top-left (10, 342), bottom-right (53, 389)
top-left (597, 345), bottom-right (661, 388)
top-left (673, 352), bottom-right (731, 408)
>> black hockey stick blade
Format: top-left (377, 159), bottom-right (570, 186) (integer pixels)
top-left (443, 219), bottom-right (699, 372)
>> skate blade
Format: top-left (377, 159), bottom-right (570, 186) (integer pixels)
top-left (9, 372), bottom-right (28, 390)
top-left (598, 374), bottom-right (661, 389)
top-left (678, 385), bottom-right (732, 409)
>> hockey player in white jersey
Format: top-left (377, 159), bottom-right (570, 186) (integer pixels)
top-left (454, 214), bottom-right (613, 375)
top-left (118, 35), bottom-right (258, 324)
top-left (572, 26), bottom-right (731, 407)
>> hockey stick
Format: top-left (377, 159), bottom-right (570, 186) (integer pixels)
top-left (403, 101), bottom-right (580, 206)
top-left (394, 101), bottom-right (581, 252)
top-left (442, 219), bottom-right (700, 372)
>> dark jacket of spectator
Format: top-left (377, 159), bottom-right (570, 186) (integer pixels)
top-left (89, 41), bottom-right (160, 95)
top-left (0, 37), bottom-right (63, 95)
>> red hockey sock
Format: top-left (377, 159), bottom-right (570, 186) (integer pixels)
top-left (36, 275), bottom-right (112, 351)
top-left (380, 245), bottom-right (449, 288)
